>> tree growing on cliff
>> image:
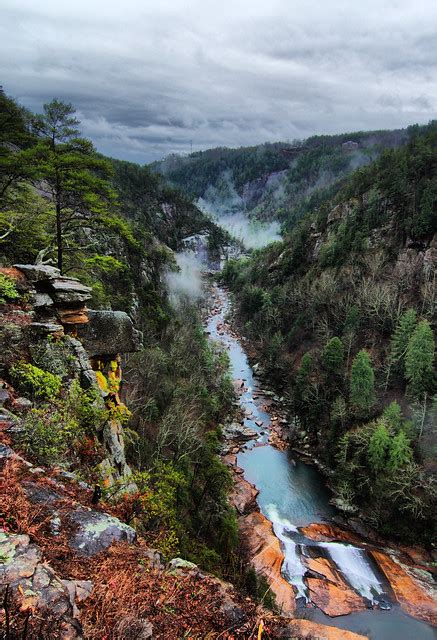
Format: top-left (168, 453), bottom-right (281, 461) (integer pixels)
top-left (350, 350), bottom-right (375, 414)
top-left (32, 100), bottom-right (115, 273)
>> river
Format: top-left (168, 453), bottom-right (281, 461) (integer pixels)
top-left (205, 284), bottom-right (437, 640)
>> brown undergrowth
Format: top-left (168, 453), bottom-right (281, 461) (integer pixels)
top-left (1, 459), bottom-right (287, 639)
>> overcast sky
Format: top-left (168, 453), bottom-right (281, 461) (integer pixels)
top-left (2, 0), bottom-right (436, 163)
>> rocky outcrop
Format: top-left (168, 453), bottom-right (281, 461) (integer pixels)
top-left (240, 511), bottom-right (296, 615)
top-left (229, 475), bottom-right (259, 515)
top-left (305, 567), bottom-right (365, 616)
top-left (371, 550), bottom-right (437, 625)
top-left (77, 309), bottom-right (141, 357)
top-left (68, 509), bottom-right (136, 556)
top-left (300, 522), bottom-right (364, 546)
top-left (0, 531), bottom-right (85, 638)
top-left (2, 266), bottom-right (142, 486)
top-left (281, 619), bottom-right (367, 640)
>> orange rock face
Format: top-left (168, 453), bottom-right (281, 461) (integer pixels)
top-left (301, 522), bottom-right (364, 545)
top-left (229, 476), bottom-right (259, 515)
top-left (240, 511), bottom-right (296, 615)
top-left (306, 577), bottom-right (366, 617)
top-left (58, 307), bottom-right (89, 325)
top-left (286, 619), bottom-right (368, 640)
top-left (304, 555), bottom-right (366, 616)
top-left (371, 550), bottom-right (437, 625)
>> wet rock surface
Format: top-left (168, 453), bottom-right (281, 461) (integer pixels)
top-left (240, 511), bottom-right (296, 615)
top-left (281, 619), bottom-right (368, 640)
top-left (229, 475), bottom-right (259, 514)
top-left (371, 550), bottom-right (437, 626)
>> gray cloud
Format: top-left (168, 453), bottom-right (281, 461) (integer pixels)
top-left (1, 0), bottom-right (436, 162)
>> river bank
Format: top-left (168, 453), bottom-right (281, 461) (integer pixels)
top-left (205, 283), bottom-right (437, 640)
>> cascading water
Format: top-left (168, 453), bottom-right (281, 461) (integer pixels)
top-left (265, 504), bottom-right (308, 601)
top-left (319, 542), bottom-right (385, 604)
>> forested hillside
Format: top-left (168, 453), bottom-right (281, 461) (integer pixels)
top-left (0, 89), bottom-right (239, 590)
top-left (153, 129), bottom-right (409, 230)
top-left (222, 122), bottom-right (436, 543)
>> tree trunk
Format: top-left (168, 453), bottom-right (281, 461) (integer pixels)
top-left (56, 201), bottom-right (63, 273)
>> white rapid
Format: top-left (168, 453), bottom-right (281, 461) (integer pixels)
top-left (266, 504), bottom-right (308, 601)
top-left (320, 542), bottom-right (385, 604)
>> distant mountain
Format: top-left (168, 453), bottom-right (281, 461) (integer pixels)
top-left (152, 128), bottom-right (412, 233)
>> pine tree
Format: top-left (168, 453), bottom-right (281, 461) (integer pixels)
top-left (322, 336), bottom-right (344, 374)
top-left (388, 430), bottom-right (413, 472)
top-left (32, 100), bottom-right (114, 273)
top-left (350, 350), bottom-right (375, 414)
top-left (368, 421), bottom-right (390, 473)
top-left (405, 320), bottom-right (435, 399)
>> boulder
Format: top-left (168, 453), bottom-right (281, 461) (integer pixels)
top-left (68, 508), bottom-right (136, 556)
top-left (46, 278), bottom-right (92, 304)
top-left (0, 531), bottom-right (83, 639)
top-left (371, 550), bottom-right (437, 625)
top-left (229, 476), bottom-right (259, 514)
top-left (14, 264), bottom-right (61, 282)
top-left (77, 310), bottom-right (142, 357)
top-left (168, 558), bottom-right (198, 571)
top-left (223, 423), bottom-right (258, 442)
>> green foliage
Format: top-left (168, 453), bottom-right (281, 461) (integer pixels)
top-left (296, 353), bottom-right (313, 386)
top-left (350, 350), bottom-right (375, 414)
top-left (10, 362), bottom-right (62, 401)
top-left (240, 284), bottom-right (269, 319)
top-left (405, 320), bottom-right (435, 399)
top-left (32, 99), bottom-right (115, 273)
top-left (0, 273), bottom-right (19, 304)
top-left (389, 309), bottom-right (417, 374)
top-left (382, 401), bottom-right (403, 432)
top-left (18, 381), bottom-right (103, 465)
top-left (388, 430), bottom-right (413, 472)
top-left (368, 421), bottom-right (390, 473)
top-left (322, 337), bottom-right (344, 374)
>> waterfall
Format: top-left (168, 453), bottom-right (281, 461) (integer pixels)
top-left (320, 542), bottom-right (385, 603)
top-left (266, 504), bottom-right (308, 601)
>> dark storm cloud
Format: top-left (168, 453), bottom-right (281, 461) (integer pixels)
top-left (1, 0), bottom-right (436, 162)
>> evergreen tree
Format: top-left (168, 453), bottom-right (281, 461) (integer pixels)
top-left (350, 350), bottom-right (375, 413)
top-left (33, 100), bottom-right (115, 273)
top-left (388, 430), bottom-right (413, 472)
top-left (368, 420), bottom-right (390, 473)
top-left (405, 320), bottom-right (435, 399)
top-left (322, 336), bottom-right (344, 374)
top-left (296, 352), bottom-right (313, 389)
top-left (389, 309), bottom-right (417, 372)
top-left (382, 401), bottom-right (403, 432)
